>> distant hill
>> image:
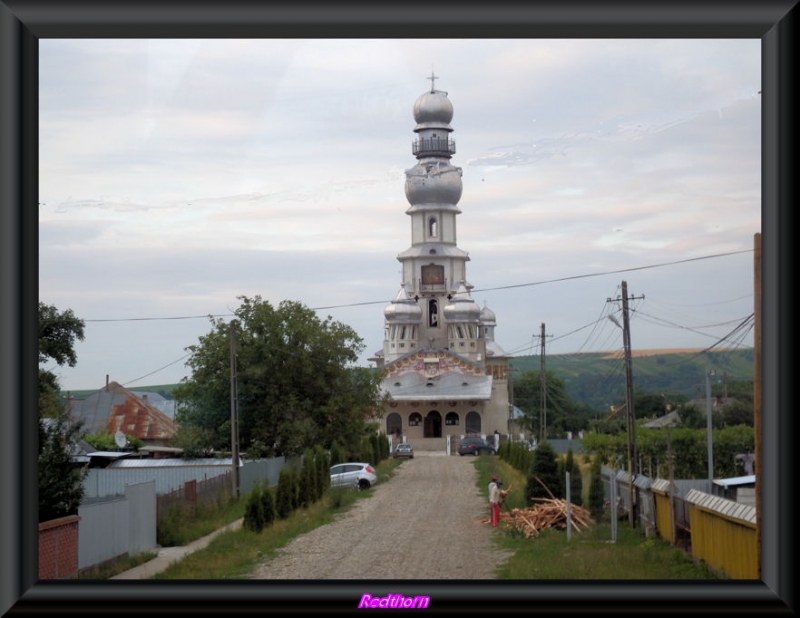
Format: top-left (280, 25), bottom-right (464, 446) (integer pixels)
top-left (61, 348), bottom-right (755, 413)
top-left (508, 347), bottom-right (755, 411)
top-left (62, 382), bottom-right (181, 401)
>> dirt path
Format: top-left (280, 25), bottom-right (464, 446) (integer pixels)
top-left (248, 453), bottom-right (512, 579)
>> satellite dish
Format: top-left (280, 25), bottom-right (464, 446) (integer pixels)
top-left (114, 430), bottom-right (127, 449)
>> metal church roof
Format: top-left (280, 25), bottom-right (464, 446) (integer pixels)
top-left (383, 371), bottom-right (492, 401)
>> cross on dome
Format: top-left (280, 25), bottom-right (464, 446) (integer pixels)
top-left (427, 70), bottom-right (438, 92)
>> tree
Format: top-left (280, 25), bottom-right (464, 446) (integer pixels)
top-left (243, 483), bottom-right (265, 533)
top-left (720, 399), bottom-right (754, 427)
top-left (587, 455), bottom-right (605, 520)
top-left (39, 302), bottom-right (85, 370)
top-left (259, 481), bottom-right (276, 528)
top-left (562, 448), bottom-right (583, 506)
top-left (275, 467), bottom-right (295, 519)
top-left (38, 302), bottom-right (87, 522)
top-left (173, 296), bottom-right (387, 457)
top-left (512, 368), bottom-right (591, 439)
top-left (298, 449), bottom-right (318, 507)
top-left (524, 440), bottom-right (562, 505)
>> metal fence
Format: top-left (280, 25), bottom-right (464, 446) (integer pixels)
top-left (156, 472), bottom-right (232, 524)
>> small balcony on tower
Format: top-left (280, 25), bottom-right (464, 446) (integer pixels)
top-left (412, 136), bottom-right (456, 157)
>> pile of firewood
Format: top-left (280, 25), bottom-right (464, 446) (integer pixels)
top-left (491, 498), bottom-right (595, 538)
top-left (481, 478), bottom-right (594, 537)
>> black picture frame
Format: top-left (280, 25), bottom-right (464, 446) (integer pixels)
top-left (1, 1), bottom-right (795, 614)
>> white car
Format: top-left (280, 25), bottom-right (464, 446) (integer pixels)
top-left (330, 462), bottom-right (377, 491)
top-left (392, 443), bottom-right (414, 459)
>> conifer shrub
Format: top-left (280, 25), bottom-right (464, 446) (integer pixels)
top-left (243, 484), bottom-right (264, 533)
top-left (588, 454), bottom-right (605, 520)
top-left (298, 450), bottom-right (317, 508)
top-left (275, 467), bottom-right (295, 519)
top-left (329, 441), bottom-right (345, 467)
top-left (525, 440), bottom-right (562, 505)
top-left (565, 448), bottom-right (583, 506)
top-left (259, 481), bottom-right (275, 528)
top-left (315, 445), bottom-right (329, 496)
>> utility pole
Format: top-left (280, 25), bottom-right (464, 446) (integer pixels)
top-left (608, 280), bottom-right (644, 528)
top-left (230, 320), bottom-right (240, 499)
top-left (539, 323), bottom-right (546, 443)
top-left (705, 368), bottom-right (715, 486)
top-left (533, 323), bottom-right (553, 443)
top-left (753, 232), bottom-right (762, 578)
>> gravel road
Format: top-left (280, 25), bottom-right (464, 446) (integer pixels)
top-left (249, 452), bottom-right (513, 579)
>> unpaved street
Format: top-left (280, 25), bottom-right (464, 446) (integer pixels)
top-left (249, 453), bottom-right (512, 579)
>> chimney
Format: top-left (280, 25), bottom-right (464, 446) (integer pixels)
top-left (142, 394), bottom-right (148, 403)
top-left (105, 375), bottom-right (109, 391)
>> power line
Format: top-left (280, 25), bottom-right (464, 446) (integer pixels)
top-left (79, 249), bottom-right (752, 323)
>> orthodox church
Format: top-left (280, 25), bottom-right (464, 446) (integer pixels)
top-left (370, 76), bottom-right (510, 447)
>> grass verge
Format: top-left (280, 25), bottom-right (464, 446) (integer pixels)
top-left (474, 455), bottom-right (719, 579)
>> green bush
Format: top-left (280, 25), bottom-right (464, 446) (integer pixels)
top-left (329, 441), bottom-right (345, 467)
top-left (157, 502), bottom-right (195, 546)
top-left (314, 445), bottom-right (329, 496)
top-left (275, 467), bottom-right (295, 519)
top-left (298, 450), bottom-right (318, 508)
top-left (563, 449), bottom-right (583, 506)
top-left (525, 440), bottom-right (562, 505)
top-left (243, 485), bottom-right (264, 533)
top-left (588, 455), bottom-right (605, 520)
top-left (259, 481), bottom-right (275, 527)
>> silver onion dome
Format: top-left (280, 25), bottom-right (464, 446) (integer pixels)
top-left (384, 285), bottom-right (422, 324)
top-left (405, 161), bottom-right (463, 206)
top-left (413, 89), bottom-right (453, 130)
top-left (480, 303), bottom-right (497, 327)
top-left (443, 282), bottom-right (481, 323)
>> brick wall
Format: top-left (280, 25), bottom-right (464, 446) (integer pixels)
top-left (38, 515), bottom-right (80, 579)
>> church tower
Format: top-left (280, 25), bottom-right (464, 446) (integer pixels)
top-left (373, 76), bottom-right (510, 447)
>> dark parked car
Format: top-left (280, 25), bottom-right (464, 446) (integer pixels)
top-left (393, 443), bottom-right (414, 459)
top-left (457, 437), bottom-right (496, 456)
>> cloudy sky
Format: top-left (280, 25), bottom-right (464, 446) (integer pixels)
top-left (38, 38), bottom-right (761, 393)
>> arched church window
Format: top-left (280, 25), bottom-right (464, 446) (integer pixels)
top-left (428, 217), bottom-right (438, 238)
top-left (387, 413), bottom-right (402, 436)
top-left (429, 299), bottom-right (439, 327)
top-left (465, 411), bottom-right (481, 435)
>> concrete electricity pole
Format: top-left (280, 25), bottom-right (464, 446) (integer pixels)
top-left (531, 322), bottom-right (553, 443)
top-left (230, 320), bottom-right (240, 498)
top-left (608, 280), bottom-right (644, 528)
top-left (539, 323), bottom-right (546, 442)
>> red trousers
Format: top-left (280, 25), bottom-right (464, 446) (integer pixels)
top-left (490, 502), bottom-right (500, 527)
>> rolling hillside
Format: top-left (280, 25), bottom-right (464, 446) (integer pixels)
top-left (508, 347), bottom-right (755, 411)
top-left (62, 348), bottom-right (755, 413)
